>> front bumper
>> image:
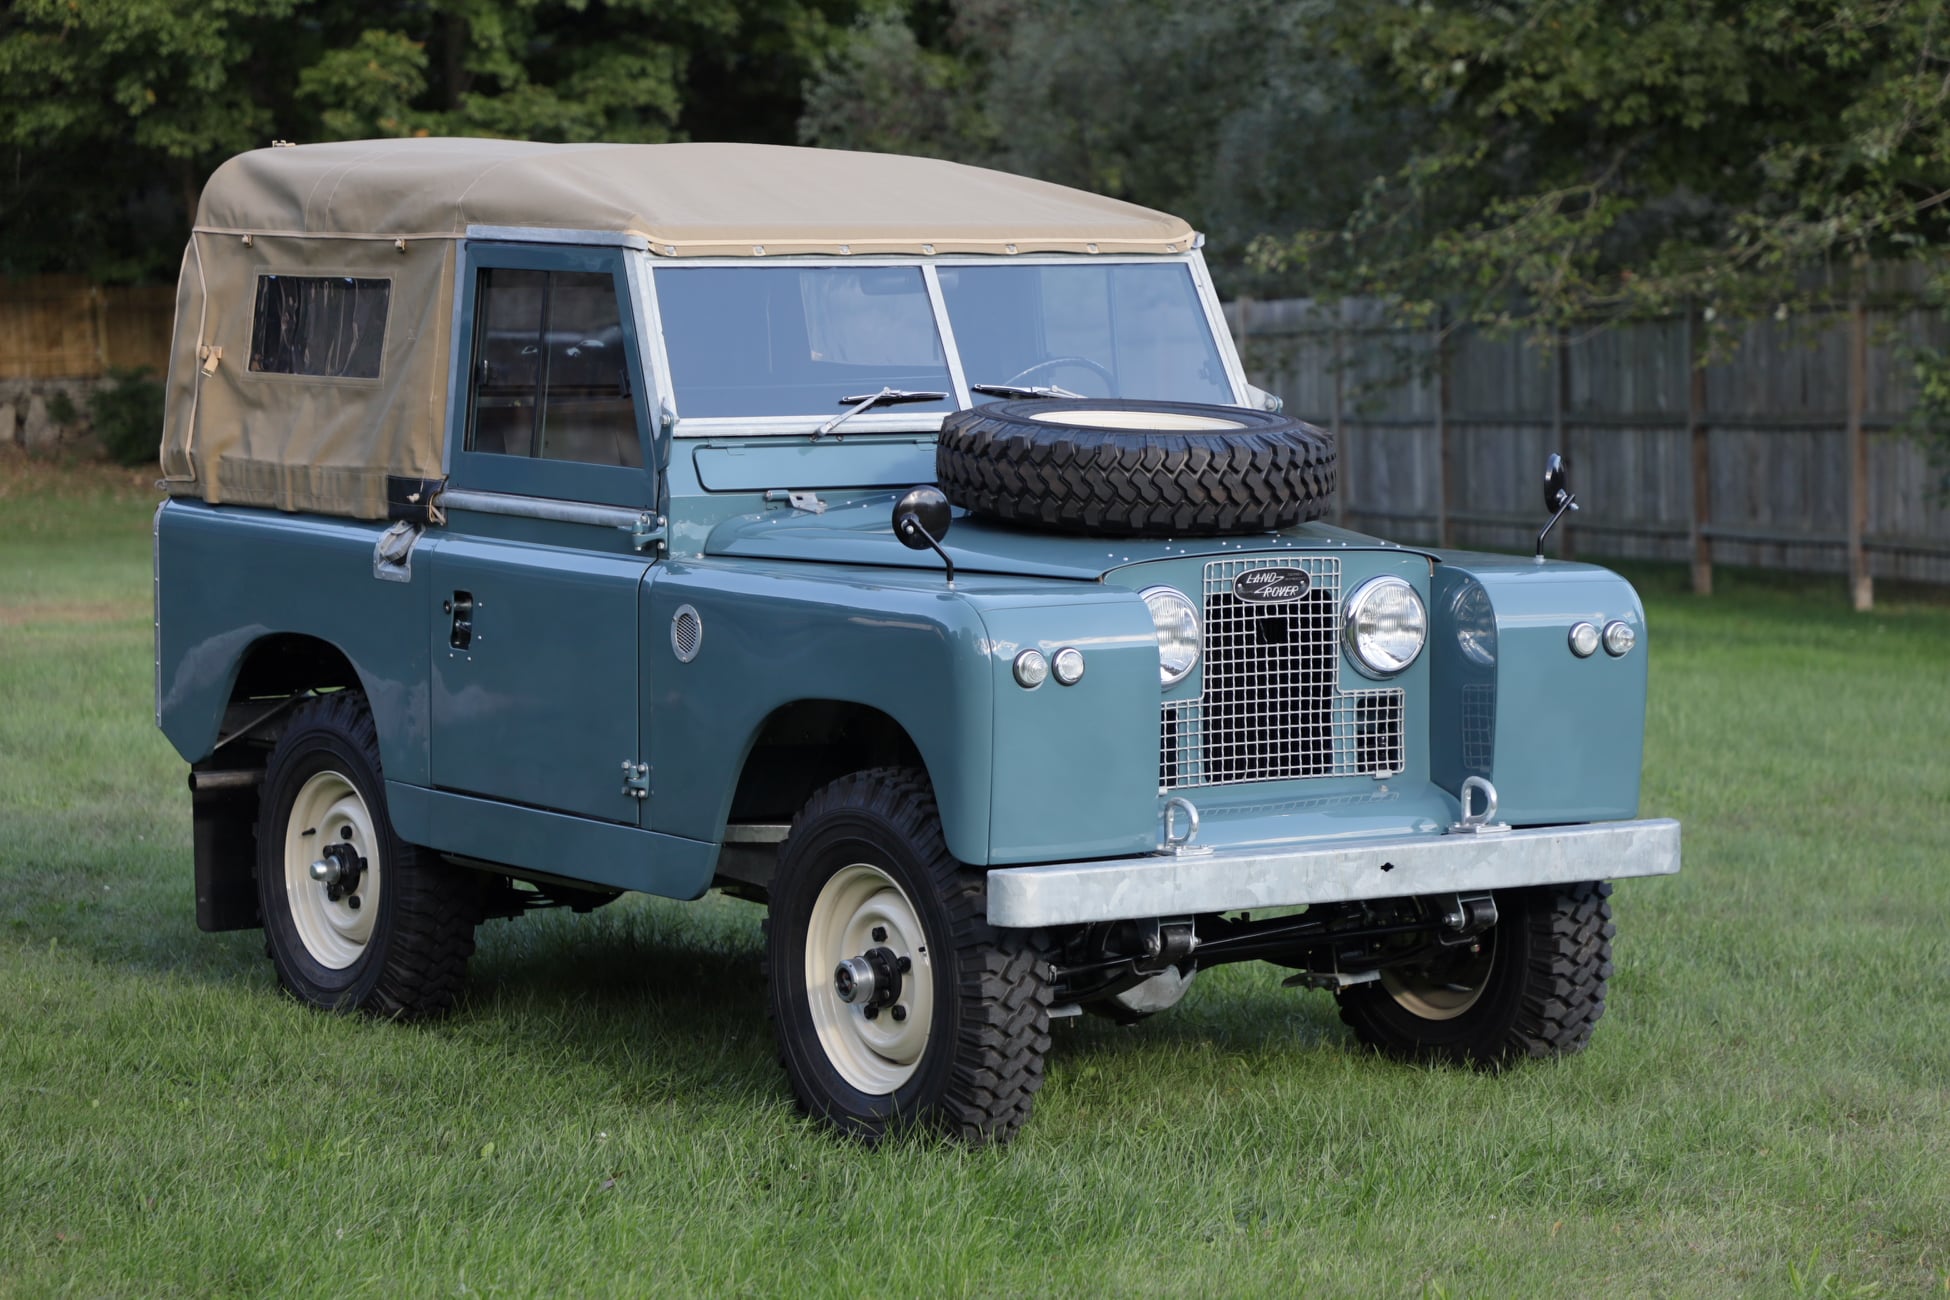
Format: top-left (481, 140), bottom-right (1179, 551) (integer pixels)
top-left (985, 818), bottom-right (1680, 928)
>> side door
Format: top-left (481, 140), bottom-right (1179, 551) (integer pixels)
top-left (429, 242), bottom-right (659, 826)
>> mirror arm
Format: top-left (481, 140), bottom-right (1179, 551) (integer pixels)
top-left (1534, 493), bottom-right (1579, 560)
top-left (897, 513), bottom-right (955, 586)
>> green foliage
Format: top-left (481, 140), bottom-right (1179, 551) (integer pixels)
top-left (88, 368), bottom-right (167, 468)
top-left (0, 0), bottom-right (866, 280)
top-left (799, 0), bottom-right (1402, 294)
top-left (43, 390), bottom-right (78, 428)
top-left (1252, 0), bottom-right (1950, 339)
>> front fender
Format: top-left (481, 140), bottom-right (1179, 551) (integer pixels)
top-left (643, 560), bottom-right (996, 863)
top-left (1428, 553), bottom-right (1647, 824)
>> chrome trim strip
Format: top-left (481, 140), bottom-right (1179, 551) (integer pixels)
top-left (435, 489), bottom-right (649, 530)
top-left (985, 818), bottom-right (1681, 928)
top-left (465, 225), bottom-right (650, 250)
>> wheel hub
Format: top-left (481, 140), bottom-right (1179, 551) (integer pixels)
top-left (804, 864), bottom-right (934, 1094)
top-left (309, 835), bottom-right (368, 903)
top-left (282, 769), bottom-right (381, 969)
top-left (834, 945), bottom-right (909, 1012)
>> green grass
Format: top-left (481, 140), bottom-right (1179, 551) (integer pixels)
top-left (4, 462), bottom-right (1949, 1297)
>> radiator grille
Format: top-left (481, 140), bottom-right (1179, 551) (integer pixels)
top-left (1159, 558), bottom-right (1405, 790)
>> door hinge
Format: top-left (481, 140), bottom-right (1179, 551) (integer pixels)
top-left (620, 761), bottom-right (650, 801)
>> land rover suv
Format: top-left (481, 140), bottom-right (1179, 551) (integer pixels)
top-left (155, 138), bottom-right (1678, 1144)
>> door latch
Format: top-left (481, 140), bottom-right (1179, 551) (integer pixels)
top-left (620, 761), bottom-right (650, 801)
top-left (446, 591), bottom-right (475, 650)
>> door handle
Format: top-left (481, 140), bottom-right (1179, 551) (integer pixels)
top-left (446, 591), bottom-right (475, 650)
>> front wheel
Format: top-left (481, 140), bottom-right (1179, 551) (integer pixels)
top-left (1335, 881), bottom-right (1614, 1066)
top-left (766, 768), bottom-right (1052, 1145)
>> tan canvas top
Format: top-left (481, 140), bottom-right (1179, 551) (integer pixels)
top-left (195, 139), bottom-right (1198, 257)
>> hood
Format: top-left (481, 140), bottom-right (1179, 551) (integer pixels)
top-left (704, 496), bottom-right (1422, 581)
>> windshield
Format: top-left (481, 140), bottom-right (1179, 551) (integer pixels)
top-left (656, 266), bottom-right (955, 419)
top-left (938, 263), bottom-right (1231, 405)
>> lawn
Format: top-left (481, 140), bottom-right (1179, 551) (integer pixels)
top-left (2, 452), bottom-right (1947, 1298)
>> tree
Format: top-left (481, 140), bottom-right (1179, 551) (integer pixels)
top-left (1251, 0), bottom-right (1950, 337)
top-left (0, 0), bottom-right (865, 280)
top-left (799, 0), bottom-right (1403, 295)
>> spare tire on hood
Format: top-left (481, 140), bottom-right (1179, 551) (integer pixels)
top-left (936, 398), bottom-right (1336, 538)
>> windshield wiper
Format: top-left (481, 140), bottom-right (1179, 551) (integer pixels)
top-left (815, 387), bottom-right (949, 439)
top-left (970, 382), bottom-right (1083, 400)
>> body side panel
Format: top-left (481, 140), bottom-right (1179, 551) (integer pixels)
top-left (156, 499), bottom-right (430, 783)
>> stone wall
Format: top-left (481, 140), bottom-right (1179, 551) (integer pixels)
top-left (0, 378), bottom-right (110, 452)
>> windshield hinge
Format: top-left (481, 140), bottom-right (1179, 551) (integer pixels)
top-left (629, 513), bottom-right (667, 553)
top-left (620, 761), bottom-right (650, 801)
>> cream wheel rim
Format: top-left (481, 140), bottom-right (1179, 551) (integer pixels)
top-left (804, 863), bottom-right (934, 1095)
top-left (1379, 931), bottom-right (1496, 1021)
top-left (282, 769), bottom-right (380, 970)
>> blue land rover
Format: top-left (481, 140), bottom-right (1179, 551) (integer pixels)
top-left (154, 138), bottom-right (1678, 1144)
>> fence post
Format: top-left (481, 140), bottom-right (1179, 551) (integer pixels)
top-left (1553, 329), bottom-right (1574, 561)
top-left (1435, 311), bottom-right (1453, 548)
top-left (1686, 308), bottom-right (1713, 596)
top-left (1331, 311), bottom-right (1347, 528)
top-left (1846, 284), bottom-right (1873, 611)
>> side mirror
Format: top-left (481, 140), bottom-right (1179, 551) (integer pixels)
top-left (893, 486), bottom-right (955, 585)
top-left (1543, 453), bottom-right (1573, 514)
top-left (1535, 454), bottom-right (1579, 559)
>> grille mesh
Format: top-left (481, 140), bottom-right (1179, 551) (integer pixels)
top-left (1160, 558), bottom-right (1404, 790)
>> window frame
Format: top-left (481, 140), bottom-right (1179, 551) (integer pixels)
top-left (446, 242), bottom-right (660, 508)
top-left (643, 250), bottom-right (1247, 438)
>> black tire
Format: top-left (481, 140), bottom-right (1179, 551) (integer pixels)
top-left (1335, 881), bottom-right (1614, 1067)
top-left (936, 397), bottom-right (1336, 537)
top-left (765, 767), bottom-right (1053, 1146)
top-left (256, 692), bottom-right (479, 1019)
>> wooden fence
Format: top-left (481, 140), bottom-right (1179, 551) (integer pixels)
top-left (1227, 290), bottom-right (1950, 601)
top-left (0, 276), bottom-right (176, 379)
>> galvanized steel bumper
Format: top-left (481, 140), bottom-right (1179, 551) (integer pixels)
top-left (985, 818), bottom-right (1681, 928)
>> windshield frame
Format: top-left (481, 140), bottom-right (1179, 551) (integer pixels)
top-left (640, 251), bottom-right (1247, 437)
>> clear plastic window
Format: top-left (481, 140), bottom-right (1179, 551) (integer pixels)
top-left (938, 263), bottom-right (1231, 404)
top-left (467, 268), bottom-right (641, 468)
top-left (248, 275), bottom-right (389, 379)
top-left (656, 266), bottom-right (952, 418)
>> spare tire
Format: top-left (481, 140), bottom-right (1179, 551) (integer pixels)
top-left (936, 398), bottom-right (1335, 538)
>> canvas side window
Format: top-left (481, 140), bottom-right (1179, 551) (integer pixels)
top-left (467, 267), bottom-right (642, 468)
top-left (248, 275), bottom-right (389, 379)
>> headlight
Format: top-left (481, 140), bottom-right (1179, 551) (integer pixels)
top-left (1343, 576), bottom-right (1427, 678)
top-left (1451, 582), bottom-right (1496, 667)
top-left (1141, 586), bottom-right (1200, 688)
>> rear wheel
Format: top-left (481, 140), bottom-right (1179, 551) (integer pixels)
top-left (256, 692), bottom-right (479, 1019)
top-left (1335, 882), bottom-right (1614, 1066)
top-left (766, 768), bottom-right (1052, 1145)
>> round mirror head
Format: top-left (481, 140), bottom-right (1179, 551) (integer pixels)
top-left (1543, 453), bottom-right (1573, 513)
top-left (893, 485), bottom-right (952, 550)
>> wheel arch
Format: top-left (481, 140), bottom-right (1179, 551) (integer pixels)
top-left (723, 699), bottom-right (929, 831)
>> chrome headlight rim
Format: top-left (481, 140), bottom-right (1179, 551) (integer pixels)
top-left (1342, 575), bottom-right (1428, 679)
top-left (1140, 585), bottom-right (1201, 689)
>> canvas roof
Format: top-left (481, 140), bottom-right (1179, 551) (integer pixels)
top-left (194, 138), bottom-right (1199, 258)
